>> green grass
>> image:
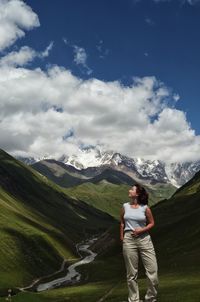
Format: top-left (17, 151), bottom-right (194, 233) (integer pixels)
top-left (103, 272), bottom-right (200, 302)
top-left (31, 158), bottom-right (176, 219)
top-left (0, 272), bottom-right (199, 302)
top-left (64, 182), bottom-right (128, 219)
top-left (64, 181), bottom-right (176, 219)
top-left (0, 281), bottom-right (114, 302)
top-left (0, 149), bottom-right (115, 290)
top-left (0, 149), bottom-right (200, 301)
top-left (0, 187), bottom-right (76, 289)
top-left (150, 193), bottom-right (200, 271)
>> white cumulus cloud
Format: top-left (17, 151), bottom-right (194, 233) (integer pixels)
top-left (0, 0), bottom-right (199, 164)
top-left (0, 46), bottom-right (35, 66)
top-left (0, 42), bottom-right (54, 67)
top-left (0, 65), bottom-right (200, 163)
top-left (0, 0), bottom-right (40, 51)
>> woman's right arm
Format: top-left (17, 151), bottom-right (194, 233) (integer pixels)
top-left (120, 207), bottom-right (125, 243)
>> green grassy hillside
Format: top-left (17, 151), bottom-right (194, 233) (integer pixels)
top-left (77, 170), bottom-right (200, 301)
top-left (0, 149), bottom-right (115, 291)
top-left (1, 148), bottom-right (199, 301)
top-left (150, 170), bottom-right (200, 271)
top-left (32, 160), bottom-right (176, 209)
top-left (67, 169), bottom-right (200, 301)
top-left (64, 181), bottom-right (176, 219)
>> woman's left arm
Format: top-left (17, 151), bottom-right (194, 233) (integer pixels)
top-left (132, 207), bottom-right (155, 237)
top-left (142, 207), bottom-right (155, 232)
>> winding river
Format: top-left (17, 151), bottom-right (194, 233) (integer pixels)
top-left (34, 235), bottom-right (98, 292)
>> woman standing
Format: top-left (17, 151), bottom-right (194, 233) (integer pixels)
top-left (120, 184), bottom-right (158, 302)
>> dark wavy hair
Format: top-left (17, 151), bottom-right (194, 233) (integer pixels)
top-left (134, 183), bottom-right (149, 205)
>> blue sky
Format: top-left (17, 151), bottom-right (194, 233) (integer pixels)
top-left (0, 0), bottom-right (200, 163)
top-left (24, 0), bottom-right (200, 133)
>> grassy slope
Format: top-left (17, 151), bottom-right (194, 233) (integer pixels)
top-left (0, 149), bottom-right (115, 290)
top-left (71, 170), bottom-right (200, 301)
top-left (13, 175), bottom-right (197, 301)
top-left (64, 181), bottom-right (176, 219)
top-left (31, 160), bottom-right (176, 211)
top-left (1, 273), bottom-right (200, 302)
top-left (0, 187), bottom-right (68, 287)
top-left (150, 171), bottom-right (200, 271)
top-left (31, 160), bottom-right (88, 188)
top-left (1, 148), bottom-right (199, 301)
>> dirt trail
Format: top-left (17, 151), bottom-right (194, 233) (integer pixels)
top-left (96, 280), bottom-right (122, 302)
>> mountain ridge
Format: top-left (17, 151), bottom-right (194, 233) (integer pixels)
top-left (15, 148), bottom-right (200, 188)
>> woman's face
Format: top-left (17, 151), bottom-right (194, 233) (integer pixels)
top-left (128, 186), bottom-right (139, 198)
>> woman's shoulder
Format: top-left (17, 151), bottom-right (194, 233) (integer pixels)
top-left (122, 201), bottom-right (129, 208)
top-left (140, 204), bottom-right (149, 210)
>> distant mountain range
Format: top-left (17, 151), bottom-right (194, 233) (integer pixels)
top-left (16, 148), bottom-right (200, 188)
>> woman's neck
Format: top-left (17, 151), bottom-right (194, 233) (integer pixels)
top-left (130, 197), bottom-right (139, 205)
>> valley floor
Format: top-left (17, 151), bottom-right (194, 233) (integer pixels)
top-left (2, 272), bottom-right (200, 302)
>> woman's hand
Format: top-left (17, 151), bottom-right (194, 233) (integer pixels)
top-left (131, 228), bottom-right (144, 237)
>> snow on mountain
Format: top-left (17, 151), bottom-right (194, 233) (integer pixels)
top-left (15, 156), bottom-right (37, 165)
top-left (165, 161), bottom-right (200, 187)
top-left (16, 148), bottom-right (200, 188)
top-left (58, 148), bottom-right (200, 187)
top-left (133, 158), bottom-right (168, 182)
top-left (58, 148), bottom-right (115, 170)
top-left (15, 154), bottom-right (54, 165)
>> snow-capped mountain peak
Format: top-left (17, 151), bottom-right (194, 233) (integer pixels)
top-left (16, 147), bottom-right (200, 188)
top-left (57, 148), bottom-right (200, 187)
top-left (58, 148), bottom-right (115, 170)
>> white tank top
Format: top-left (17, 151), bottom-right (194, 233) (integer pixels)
top-left (123, 202), bottom-right (148, 232)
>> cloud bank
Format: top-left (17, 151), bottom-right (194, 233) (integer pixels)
top-left (0, 0), bottom-right (200, 163)
top-left (1, 65), bottom-right (199, 163)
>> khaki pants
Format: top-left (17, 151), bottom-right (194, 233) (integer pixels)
top-left (123, 231), bottom-right (158, 302)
